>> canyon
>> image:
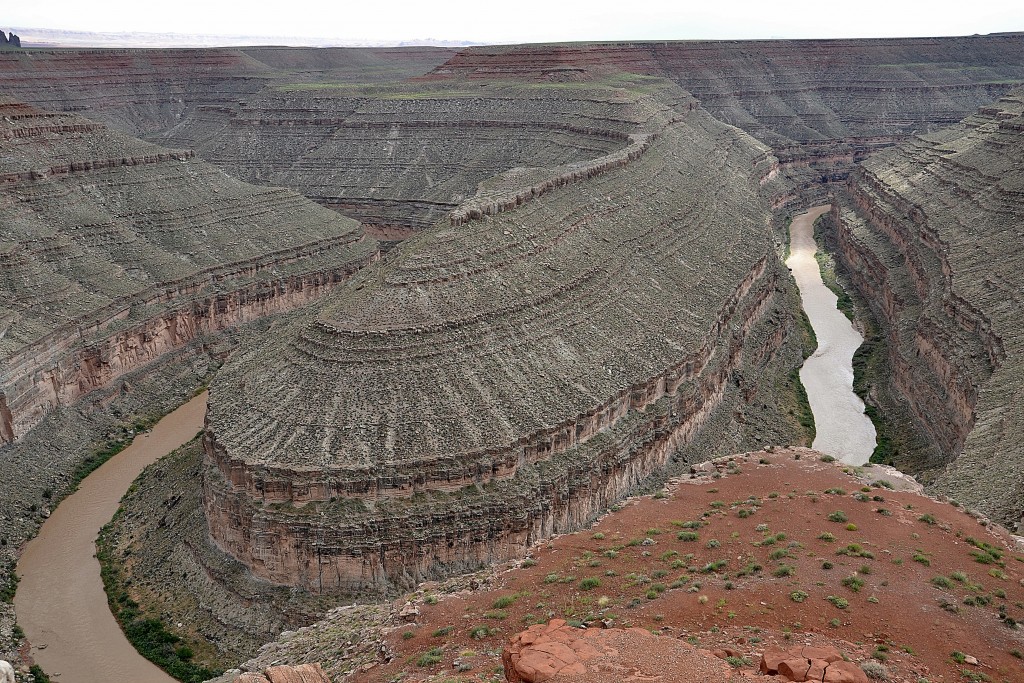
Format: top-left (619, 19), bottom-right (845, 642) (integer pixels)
top-left (828, 89), bottom-right (1024, 529)
top-left (0, 34), bottom-right (1023, 683)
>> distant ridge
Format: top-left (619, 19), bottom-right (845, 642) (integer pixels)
top-left (7, 26), bottom-right (480, 48)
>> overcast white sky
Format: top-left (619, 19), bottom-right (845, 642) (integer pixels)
top-left (7, 0), bottom-right (1024, 44)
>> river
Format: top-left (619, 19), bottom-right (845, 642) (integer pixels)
top-left (14, 392), bottom-right (207, 683)
top-left (786, 205), bottom-right (876, 464)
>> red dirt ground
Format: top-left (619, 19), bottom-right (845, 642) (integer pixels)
top-left (354, 449), bottom-right (1024, 683)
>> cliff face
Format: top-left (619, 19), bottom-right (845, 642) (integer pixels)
top-left (0, 98), bottom-right (378, 444)
top-left (200, 89), bottom-right (803, 591)
top-left (151, 84), bottom-right (672, 233)
top-left (6, 39), bottom-right (1018, 236)
top-left (830, 90), bottom-right (1024, 529)
top-left (424, 37), bottom-right (1024, 204)
top-left (0, 47), bottom-right (454, 136)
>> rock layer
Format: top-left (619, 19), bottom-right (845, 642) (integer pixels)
top-left (0, 98), bottom-right (378, 444)
top-left (423, 37), bottom-right (1024, 204)
top-left (830, 89), bottom-right (1024, 528)
top-left (202, 96), bottom-right (797, 591)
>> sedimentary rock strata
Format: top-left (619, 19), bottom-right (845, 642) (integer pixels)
top-left (154, 84), bottom-right (667, 233)
top-left (830, 90), bottom-right (1024, 528)
top-left (0, 46), bottom-right (454, 136)
top-left (424, 37), bottom-right (1024, 201)
top-left (0, 98), bottom-right (378, 443)
top-left (7, 38), bottom-right (1018, 236)
top-left (202, 93), bottom-right (801, 591)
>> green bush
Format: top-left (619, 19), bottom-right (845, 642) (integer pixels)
top-left (579, 577), bottom-right (601, 591)
top-left (492, 595), bottom-right (517, 609)
top-left (826, 595), bottom-right (849, 609)
top-left (417, 647), bottom-right (444, 667)
top-left (842, 575), bottom-right (865, 592)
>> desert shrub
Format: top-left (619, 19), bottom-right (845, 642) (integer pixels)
top-left (842, 575), bottom-right (865, 592)
top-left (861, 660), bottom-right (888, 679)
top-left (416, 647), bottom-right (444, 667)
top-left (826, 595), bottom-right (849, 609)
top-left (492, 595), bottom-right (517, 609)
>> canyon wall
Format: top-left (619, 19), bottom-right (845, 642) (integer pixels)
top-left (6, 39), bottom-right (1019, 236)
top-left (424, 37), bottom-right (1024, 204)
top-left (201, 95), bottom-right (805, 591)
top-left (151, 85), bottom-right (665, 232)
top-left (829, 90), bottom-right (1024, 529)
top-left (0, 98), bottom-right (378, 444)
top-left (0, 46), bottom-right (454, 136)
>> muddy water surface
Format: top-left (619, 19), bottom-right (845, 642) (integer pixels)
top-left (15, 392), bottom-right (207, 683)
top-left (787, 206), bottom-right (876, 464)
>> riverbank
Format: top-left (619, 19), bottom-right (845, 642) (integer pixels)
top-left (13, 394), bottom-right (208, 683)
top-left (786, 205), bottom-right (875, 464)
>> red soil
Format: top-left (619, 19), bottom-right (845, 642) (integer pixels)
top-left (356, 449), bottom-right (1024, 683)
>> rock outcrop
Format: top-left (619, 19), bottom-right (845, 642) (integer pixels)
top-left (0, 98), bottom-right (378, 444)
top-left (5, 39), bottom-right (1019, 235)
top-left (502, 620), bottom-right (733, 683)
top-left (759, 646), bottom-right (869, 683)
top-left (201, 93), bottom-right (805, 592)
top-left (238, 663), bottom-right (331, 683)
top-left (829, 89), bottom-right (1024, 528)
top-left (0, 31), bottom-right (19, 49)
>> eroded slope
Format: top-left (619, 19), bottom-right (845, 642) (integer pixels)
top-left (0, 97), bottom-right (378, 443)
top-left (202, 93), bottom-right (809, 592)
top-left (430, 37), bottom-right (1024, 192)
top-left (831, 90), bottom-right (1024, 529)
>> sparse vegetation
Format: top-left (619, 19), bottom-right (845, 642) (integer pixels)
top-left (826, 595), bottom-right (849, 609)
top-left (96, 523), bottom-right (221, 682)
top-left (416, 647), bottom-right (444, 667)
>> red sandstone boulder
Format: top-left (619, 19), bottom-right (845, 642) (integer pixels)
top-left (238, 663), bottom-right (331, 683)
top-left (760, 648), bottom-right (792, 673)
top-left (822, 661), bottom-right (870, 683)
top-left (778, 658), bottom-right (811, 681)
top-left (503, 620), bottom-right (732, 682)
top-left (758, 646), bottom-right (867, 683)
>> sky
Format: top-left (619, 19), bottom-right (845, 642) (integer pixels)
top-left (6, 0), bottom-right (1024, 45)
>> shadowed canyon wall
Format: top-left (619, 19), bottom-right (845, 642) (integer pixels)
top-left (829, 90), bottom-right (1024, 529)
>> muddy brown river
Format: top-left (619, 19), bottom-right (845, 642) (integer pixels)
top-left (787, 205), bottom-right (876, 464)
top-left (14, 392), bottom-right (207, 683)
